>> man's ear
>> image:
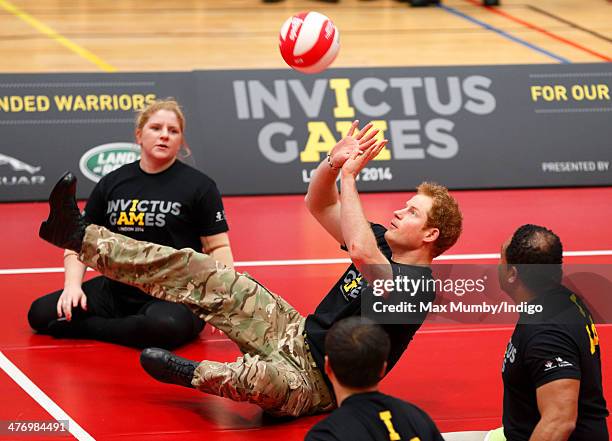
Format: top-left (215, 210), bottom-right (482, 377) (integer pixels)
top-left (423, 228), bottom-right (439, 244)
top-left (508, 265), bottom-right (518, 283)
top-left (324, 356), bottom-right (332, 378)
top-left (379, 361), bottom-right (388, 380)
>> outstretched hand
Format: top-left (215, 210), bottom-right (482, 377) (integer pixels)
top-left (327, 120), bottom-right (381, 170)
top-left (341, 139), bottom-right (388, 179)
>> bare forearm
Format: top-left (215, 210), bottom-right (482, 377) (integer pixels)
top-left (305, 159), bottom-right (340, 212)
top-left (209, 245), bottom-right (234, 269)
top-left (340, 176), bottom-right (377, 255)
top-left (201, 232), bottom-right (234, 268)
top-left (529, 418), bottom-right (575, 441)
top-left (64, 251), bottom-right (87, 288)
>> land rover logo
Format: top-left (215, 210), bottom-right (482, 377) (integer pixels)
top-left (79, 143), bottom-right (140, 182)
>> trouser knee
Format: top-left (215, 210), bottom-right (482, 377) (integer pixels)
top-left (193, 355), bottom-right (313, 417)
top-left (28, 295), bottom-right (58, 331)
top-left (140, 302), bottom-right (204, 349)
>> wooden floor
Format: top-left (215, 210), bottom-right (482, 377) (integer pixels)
top-left (0, 0), bottom-right (610, 73)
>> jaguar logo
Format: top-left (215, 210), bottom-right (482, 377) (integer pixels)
top-left (0, 154), bottom-right (41, 174)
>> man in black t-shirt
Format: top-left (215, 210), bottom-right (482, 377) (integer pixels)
top-left (306, 317), bottom-right (443, 441)
top-left (39, 121), bottom-right (463, 417)
top-left (496, 224), bottom-right (608, 441)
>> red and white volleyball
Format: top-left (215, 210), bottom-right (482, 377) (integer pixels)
top-left (279, 11), bottom-right (340, 74)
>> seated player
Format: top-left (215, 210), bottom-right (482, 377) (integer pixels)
top-left (306, 316), bottom-right (444, 441)
top-left (447, 226), bottom-right (610, 441)
top-left (495, 225), bottom-right (608, 441)
top-left (38, 122), bottom-right (463, 417)
top-left (28, 99), bottom-right (232, 350)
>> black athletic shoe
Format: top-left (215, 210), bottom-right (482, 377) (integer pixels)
top-left (483, 0), bottom-right (499, 5)
top-left (140, 348), bottom-right (197, 389)
top-left (39, 172), bottom-right (87, 253)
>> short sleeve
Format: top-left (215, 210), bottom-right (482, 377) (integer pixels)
top-left (340, 223), bottom-right (390, 257)
top-left (524, 328), bottom-right (582, 388)
top-left (371, 223), bottom-right (391, 251)
top-left (194, 181), bottom-right (229, 237)
top-left (414, 406), bottom-right (445, 441)
top-left (82, 181), bottom-right (106, 225)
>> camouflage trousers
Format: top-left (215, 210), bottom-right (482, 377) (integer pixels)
top-left (80, 225), bottom-right (334, 417)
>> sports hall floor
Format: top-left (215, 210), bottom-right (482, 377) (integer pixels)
top-left (0, 0), bottom-right (611, 440)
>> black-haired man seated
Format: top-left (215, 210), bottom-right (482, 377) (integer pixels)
top-left (306, 317), bottom-right (444, 441)
top-left (495, 225), bottom-right (608, 441)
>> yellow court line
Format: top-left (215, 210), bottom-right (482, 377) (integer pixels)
top-left (0, 0), bottom-right (117, 72)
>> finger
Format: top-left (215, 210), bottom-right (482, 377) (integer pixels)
top-left (370, 141), bottom-right (387, 160)
top-left (57, 298), bottom-right (63, 318)
top-left (368, 140), bottom-right (385, 158)
top-left (353, 146), bottom-right (372, 166)
top-left (81, 295), bottom-right (87, 311)
top-left (360, 137), bottom-right (378, 151)
top-left (361, 141), bottom-right (379, 155)
top-left (64, 302), bottom-right (72, 321)
top-left (348, 147), bottom-right (363, 161)
top-left (355, 122), bottom-right (373, 140)
top-left (355, 142), bottom-right (382, 166)
top-left (347, 120), bottom-right (359, 137)
top-left (360, 128), bottom-right (379, 144)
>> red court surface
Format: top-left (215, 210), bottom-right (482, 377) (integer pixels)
top-left (1, 186), bottom-right (611, 440)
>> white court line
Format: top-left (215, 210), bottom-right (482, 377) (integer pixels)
top-left (0, 249), bottom-right (611, 276)
top-left (0, 351), bottom-right (95, 441)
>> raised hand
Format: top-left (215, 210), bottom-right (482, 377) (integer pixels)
top-left (341, 139), bottom-right (388, 179)
top-left (327, 120), bottom-right (380, 170)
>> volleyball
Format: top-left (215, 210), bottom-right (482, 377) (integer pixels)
top-left (279, 11), bottom-right (340, 74)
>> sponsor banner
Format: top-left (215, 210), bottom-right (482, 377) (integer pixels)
top-left (0, 72), bottom-right (198, 201)
top-left (360, 264), bottom-right (612, 325)
top-left (195, 63), bottom-right (612, 194)
top-left (0, 63), bottom-right (610, 201)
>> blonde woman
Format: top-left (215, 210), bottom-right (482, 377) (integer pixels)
top-left (28, 99), bottom-right (233, 349)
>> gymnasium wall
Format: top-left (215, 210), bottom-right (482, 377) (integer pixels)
top-left (0, 62), bottom-right (610, 202)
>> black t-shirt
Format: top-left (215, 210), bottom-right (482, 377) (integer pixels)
top-left (501, 286), bottom-right (609, 441)
top-left (305, 224), bottom-right (435, 389)
top-left (83, 160), bottom-right (229, 303)
top-left (305, 391), bottom-right (444, 441)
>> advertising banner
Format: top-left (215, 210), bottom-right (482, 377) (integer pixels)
top-left (0, 63), bottom-right (610, 201)
top-left (195, 63), bottom-right (611, 195)
top-left (0, 72), bottom-right (197, 201)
